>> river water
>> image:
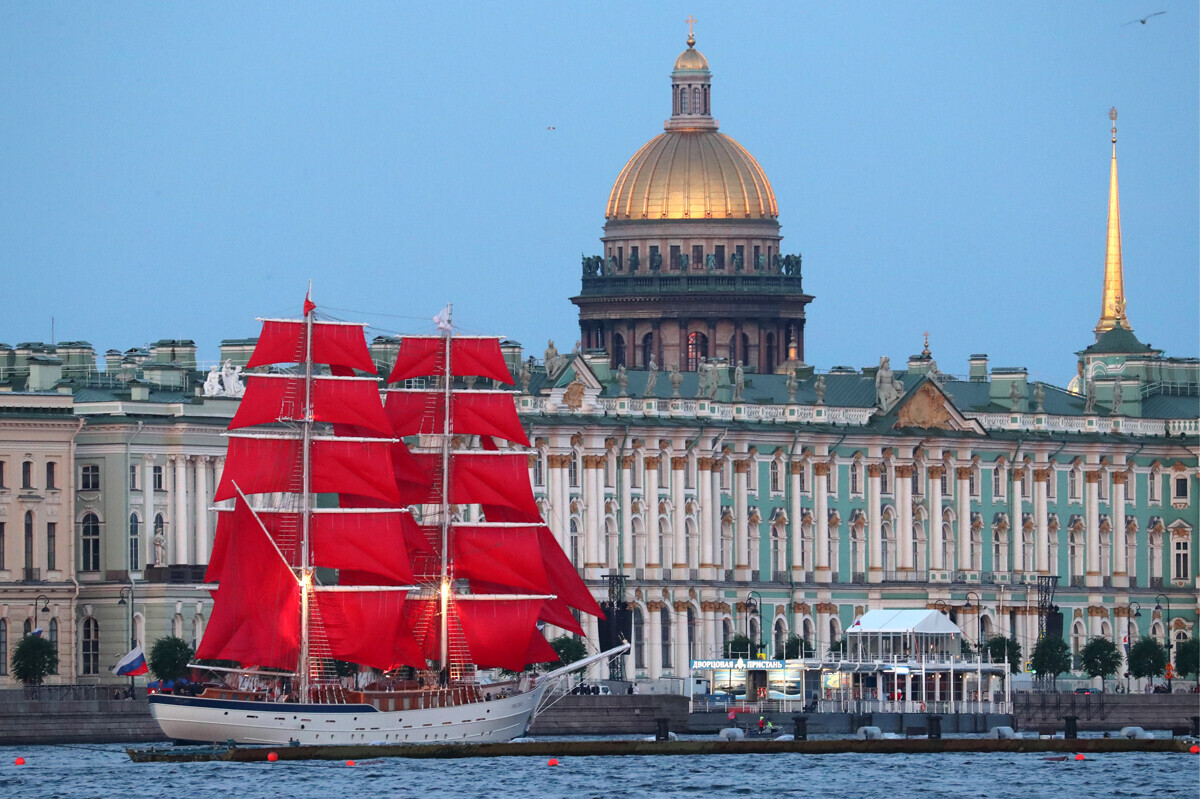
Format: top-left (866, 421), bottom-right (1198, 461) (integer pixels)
top-left (0, 740), bottom-right (1193, 799)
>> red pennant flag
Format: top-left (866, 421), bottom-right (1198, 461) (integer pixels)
top-left (303, 293), bottom-right (316, 316)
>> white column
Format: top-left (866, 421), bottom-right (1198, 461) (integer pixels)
top-left (815, 463), bottom-right (830, 582)
top-left (142, 455), bottom-right (155, 567)
top-left (620, 455), bottom-right (633, 568)
top-left (672, 457), bottom-right (687, 568)
top-left (957, 467), bottom-right (972, 573)
top-left (1112, 472), bottom-right (1128, 586)
top-left (789, 461), bottom-right (804, 577)
top-left (172, 455), bottom-right (189, 565)
top-left (1011, 468), bottom-right (1024, 576)
top-left (1035, 468), bottom-right (1050, 574)
top-left (673, 603), bottom-right (688, 674)
top-left (645, 457), bottom-right (660, 568)
top-left (584, 455), bottom-right (602, 574)
top-left (698, 458), bottom-right (713, 569)
top-left (897, 464), bottom-right (914, 575)
top-left (547, 454), bottom-right (564, 548)
top-left (710, 461), bottom-right (723, 569)
top-left (930, 466), bottom-right (945, 571)
top-left (868, 463), bottom-right (882, 582)
top-left (194, 456), bottom-right (209, 565)
top-left (1085, 470), bottom-right (1101, 588)
top-left (734, 460), bottom-right (750, 573)
top-left (646, 604), bottom-right (662, 679)
top-left (559, 455), bottom-right (572, 555)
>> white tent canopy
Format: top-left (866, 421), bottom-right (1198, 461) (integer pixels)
top-left (848, 609), bottom-right (963, 636)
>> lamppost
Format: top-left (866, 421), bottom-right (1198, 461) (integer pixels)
top-left (1123, 602), bottom-right (1142, 694)
top-left (963, 592), bottom-right (982, 653)
top-left (932, 599), bottom-right (948, 615)
top-left (745, 591), bottom-right (762, 658)
top-left (1154, 594), bottom-right (1172, 691)
top-left (34, 594), bottom-right (50, 618)
top-left (117, 586), bottom-right (135, 692)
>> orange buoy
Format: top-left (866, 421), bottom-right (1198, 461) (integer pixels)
top-left (547, 758), bottom-right (559, 766)
top-left (267, 752), bottom-right (279, 762)
top-left (14, 757), bottom-right (25, 765)
top-left (1074, 754), bottom-right (1085, 761)
top-left (346, 760), bottom-right (356, 766)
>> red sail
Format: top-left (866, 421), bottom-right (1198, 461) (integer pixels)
top-left (195, 498), bottom-right (300, 670)
top-left (408, 452), bottom-right (538, 515)
top-left (386, 337), bottom-right (513, 384)
top-left (536, 525), bottom-right (604, 619)
top-left (452, 526), bottom-right (551, 593)
top-left (455, 599), bottom-right (556, 671)
top-left (231, 376), bottom-right (391, 435)
top-left (215, 437), bottom-right (402, 504)
top-left (384, 390), bottom-right (530, 446)
top-left (315, 591), bottom-right (425, 671)
top-left (247, 320), bottom-right (377, 372)
top-left (312, 511), bottom-right (416, 584)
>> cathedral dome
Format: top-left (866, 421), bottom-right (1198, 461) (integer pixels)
top-left (605, 131), bottom-right (778, 220)
top-left (673, 46), bottom-right (709, 71)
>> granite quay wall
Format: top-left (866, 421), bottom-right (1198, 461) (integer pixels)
top-left (529, 694), bottom-right (691, 736)
top-left (0, 686), bottom-right (167, 745)
top-left (1012, 691), bottom-right (1200, 734)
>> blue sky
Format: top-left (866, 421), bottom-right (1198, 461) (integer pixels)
top-left (2, 2), bottom-right (1196, 385)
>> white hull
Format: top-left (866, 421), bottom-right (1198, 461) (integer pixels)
top-left (149, 684), bottom-right (549, 746)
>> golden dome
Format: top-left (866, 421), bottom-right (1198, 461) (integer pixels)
top-left (673, 46), bottom-right (709, 71)
top-left (605, 130), bottom-right (778, 220)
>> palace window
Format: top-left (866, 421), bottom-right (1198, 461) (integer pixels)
top-left (22, 461), bottom-right (33, 489)
top-left (1020, 471), bottom-right (1030, 499)
top-left (1174, 540), bottom-right (1190, 581)
top-left (1068, 470), bottom-right (1079, 501)
top-left (850, 464), bottom-right (860, 495)
top-left (153, 465), bottom-right (164, 491)
top-left (533, 453), bottom-right (544, 487)
top-left (630, 455), bottom-right (641, 489)
top-left (80, 513), bottom-right (101, 572)
top-left (611, 333), bottom-right (626, 368)
top-left (0, 620), bottom-right (6, 675)
top-left (80, 464), bottom-right (100, 492)
top-left (632, 608), bottom-right (644, 669)
top-left (81, 618), bottom-right (99, 676)
top-left (687, 332), bottom-right (708, 372)
top-left (45, 462), bottom-right (56, 490)
top-left (969, 468), bottom-right (979, 498)
top-left (911, 468), bottom-right (921, 496)
top-left (129, 465), bottom-right (139, 491)
top-left (24, 511), bottom-right (34, 571)
top-left (1148, 469), bottom-right (1159, 502)
top-left (880, 466), bottom-right (890, 495)
top-left (797, 464), bottom-right (807, 493)
top-left (46, 522), bottom-right (56, 571)
top-left (769, 460), bottom-right (781, 493)
top-left (0, 522), bottom-right (5, 569)
top-left (993, 468), bottom-right (1004, 500)
top-left (49, 618), bottom-right (58, 674)
top-left (129, 513), bottom-right (141, 571)
top-left (1173, 476), bottom-right (1189, 503)
top-left (568, 454), bottom-right (579, 488)
top-left (1098, 474), bottom-right (1108, 502)
top-left (940, 470), bottom-right (948, 495)
top-left (660, 606), bottom-right (672, 669)
top-left (0, 460), bottom-right (5, 488)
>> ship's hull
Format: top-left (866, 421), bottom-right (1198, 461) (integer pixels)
top-left (149, 685), bottom-right (549, 746)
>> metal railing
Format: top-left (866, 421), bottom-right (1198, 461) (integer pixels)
top-left (0, 684), bottom-right (146, 702)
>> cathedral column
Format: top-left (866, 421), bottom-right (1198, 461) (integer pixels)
top-left (644, 457), bottom-right (661, 572)
top-left (929, 466), bottom-right (945, 572)
top-left (734, 460), bottom-right (750, 578)
top-left (584, 455), bottom-right (604, 577)
top-left (193, 456), bottom-right (209, 565)
top-left (896, 464), bottom-right (914, 577)
top-left (1034, 469), bottom-right (1051, 574)
top-left (790, 462), bottom-right (804, 578)
top-left (956, 467), bottom-right (972, 574)
top-left (673, 601), bottom-right (689, 674)
top-left (867, 463), bottom-right (882, 582)
top-left (671, 457), bottom-right (687, 569)
top-left (1112, 471), bottom-right (1128, 587)
top-left (171, 455), bottom-right (188, 565)
top-left (1085, 471), bottom-right (1102, 588)
top-left (814, 463), bottom-right (830, 583)
top-left (142, 455), bottom-right (155, 566)
top-left (698, 458), bottom-right (714, 571)
top-left (646, 602), bottom-right (662, 679)
top-left (620, 456), bottom-right (634, 569)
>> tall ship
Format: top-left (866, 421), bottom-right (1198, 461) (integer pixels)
top-left (149, 298), bottom-right (615, 745)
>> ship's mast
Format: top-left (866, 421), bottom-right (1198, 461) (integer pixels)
top-left (438, 305), bottom-right (453, 673)
top-left (298, 293), bottom-right (314, 701)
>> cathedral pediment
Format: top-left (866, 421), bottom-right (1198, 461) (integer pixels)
top-left (892, 380), bottom-right (985, 434)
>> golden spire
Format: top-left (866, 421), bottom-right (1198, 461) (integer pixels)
top-left (1095, 106), bottom-right (1130, 338)
top-left (685, 15), bottom-right (697, 47)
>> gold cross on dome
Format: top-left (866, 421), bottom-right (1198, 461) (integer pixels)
top-left (686, 15), bottom-right (697, 38)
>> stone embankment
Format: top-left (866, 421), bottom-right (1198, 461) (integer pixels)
top-left (0, 687), bottom-right (166, 745)
top-left (1012, 692), bottom-right (1200, 734)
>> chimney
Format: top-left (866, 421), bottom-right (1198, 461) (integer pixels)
top-left (968, 354), bottom-right (989, 382)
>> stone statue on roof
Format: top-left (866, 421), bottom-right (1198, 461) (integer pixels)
top-left (733, 361), bottom-right (745, 401)
top-left (1083, 378), bottom-right (1096, 414)
top-left (1111, 381), bottom-right (1123, 415)
top-left (202, 365), bottom-right (222, 397)
top-left (616, 364), bottom-right (628, 397)
top-left (519, 360), bottom-right (532, 393)
top-left (813, 374), bottom-right (825, 405)
top-left (643, 356), bottom-right (658, 397)
top-left (668, 364), bottom-right (682, 397)
top-left (695, 357), bottom-right (708, 398)
top-left (1034, 382), bottom-right (1045, 412)
top-left (1009, 380), bottom-right (1024, 410)
top-left (221, 360), bottom-right (244, 398)
top-left (875, 357), bottom-right (904, 411)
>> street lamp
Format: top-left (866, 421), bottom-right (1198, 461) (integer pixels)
top-left (118, 586), bottom-right (135, 692)
top-left (963, 592), bottom-right (982, 653)
top-left (34, 594), bottom-right (50, 615)
top-left (932, 600), bottom-right (948, 615)
top-left (1154, 594), bottom-right (1172, 691)
top-left (745, 591), bottom-right (762, 658)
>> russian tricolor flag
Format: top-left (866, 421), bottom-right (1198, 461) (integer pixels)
top-left (113, 646), bottom-right (149, 677)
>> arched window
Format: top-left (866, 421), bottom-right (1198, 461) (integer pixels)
top-left (81, 617), bottom-right (99, 675)
top-left (611, 333), bottom-right (626, 368)
top-left (660, 606), bottom-right (672, 669)
top-left (641, 333), bottom-right (655, 370)
top-left (687, 606), bottom-right (698, 661)
top-left (21, 460), bottom-right (33, 489)
top-left (23, 618), bottom-right (31, 637)
top-left (45, 461), bottom-right (56, 489)
top-left (632, 607), bottom-right (645, 669)
top-left (129, 513), bottom-right (141, 571)
top-left (24, 511), bottom-right (34, 571)
top-left (769, 461), bottom-right (782, 493)
top-left (0, 620), bottom-right (6, 676)
top-left (765, 333), bottom-right (776, 370)
top-left (81, 513), bottom-right (100, 571)
top-left (774, 618), bottom-right (787, 658)
top-left (680, 88), bottom-right (689, 113)
top-left (569, 519), bottom-right (580, 566)
top-left (692, 87), bottom-right (700, 113)
top-left (686, 332), bottom-right (708, 372)
top-left (48, 618), bottom-right (59, 674)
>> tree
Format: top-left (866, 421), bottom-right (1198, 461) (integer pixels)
top-left (1030, 636), bottom-right (1071, 687)
top-left (549, 635), bottom-right (586, 666)
top-left (1079, 637), bottom-right (1122, 686)
top-left (11, 634), bottom-right (58, 686)
top-left (724, 634), bottom-right (754, 659)
top-left (985, 635), bottom-right (1022, 673)
top-left (1174, 637), bottom-right (1199, 680)
top-left (148, 636), bottom-right (194, 682)
top-left (778, 634), bottom-right (814, 659)
top-left (1127, 637), bottom-right (1168, 680)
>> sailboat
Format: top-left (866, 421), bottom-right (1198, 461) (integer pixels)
top-left (148, 298), bottom-right (619, 745)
